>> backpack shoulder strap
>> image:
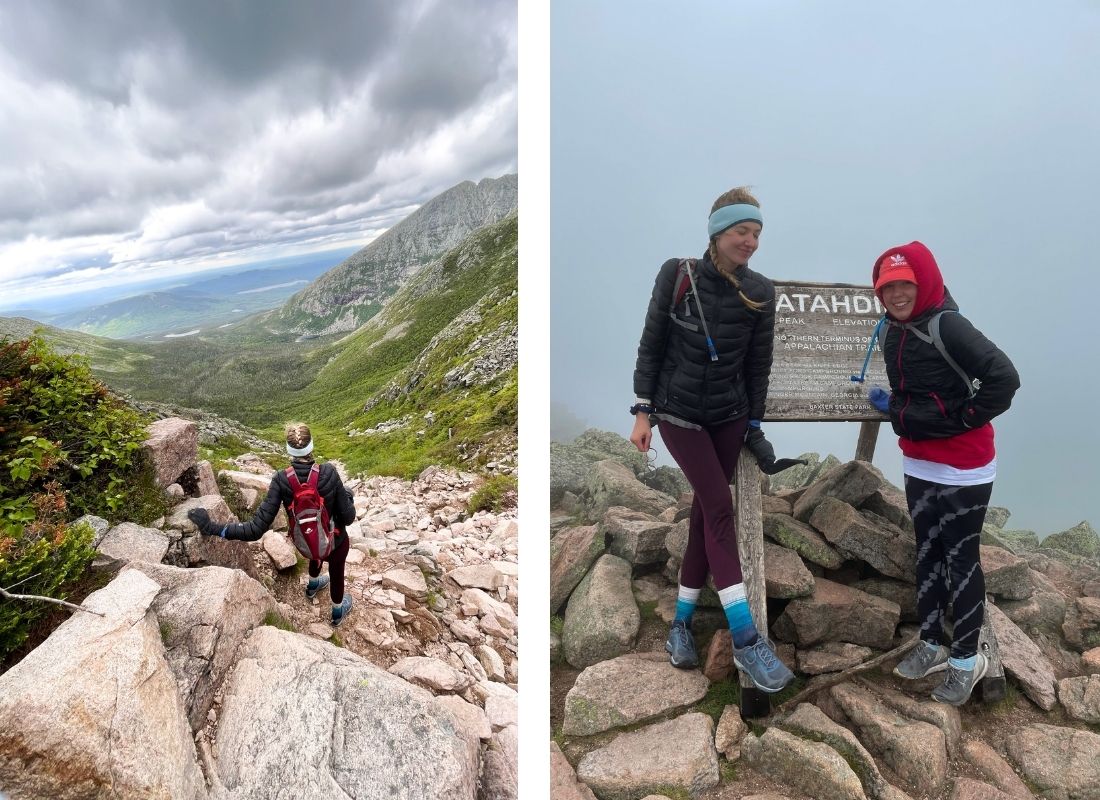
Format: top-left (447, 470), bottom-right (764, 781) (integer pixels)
top-left (670, 258), bottom-right (696, 311)
top-left (928, 311), bottom-right (977, 399)
top-left (285, 465), bottom-right (301, 491)
top-left (306, 464), bottom-right (320, 489)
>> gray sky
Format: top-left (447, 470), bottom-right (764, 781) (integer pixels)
top-left (551, 0), bottom-right (1100, 535)
top-left (0, 0), bottom-right (516, 307)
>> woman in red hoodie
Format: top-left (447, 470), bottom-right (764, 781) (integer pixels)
top-left (866, 241), bottom-right (1019, 706)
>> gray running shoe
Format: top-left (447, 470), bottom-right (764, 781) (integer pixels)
top-left (665, 619), bottom-right (698, 669)
top-left (733, 638), bottom-right (795, 693)
top-left (305, 574), bottom-right (330, 600)
top-left (931, 653), bottom-right (988, 706)
top-left (893, 641), bottom-right (949, 679)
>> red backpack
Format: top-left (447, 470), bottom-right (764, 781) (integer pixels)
top-left (285, 465), bottom-right (337, 560)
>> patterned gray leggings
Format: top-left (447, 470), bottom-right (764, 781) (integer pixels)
top-left (905, 476), bottom-right (993, 660)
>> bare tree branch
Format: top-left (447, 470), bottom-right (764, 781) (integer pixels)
top-left (3, 571), bottom-right (43, 592)
top-left (0, 586), bottom-right (105, 617)
top-left (774, 635), bottom-right (918, 712)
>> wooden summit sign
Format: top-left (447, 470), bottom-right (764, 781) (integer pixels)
top-left (765, 281), bottom-right (889, 422)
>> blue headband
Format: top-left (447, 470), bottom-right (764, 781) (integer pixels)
top-left (707, 204), bottom-right (763, 238)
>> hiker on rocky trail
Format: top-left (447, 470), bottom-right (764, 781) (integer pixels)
top-left (865, 241), bottom-right (1019, 706)
top-left (629, 186), bottom-right (803, 693)
top-left (187, 423), bottom-right (358, 626)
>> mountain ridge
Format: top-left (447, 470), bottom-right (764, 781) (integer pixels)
top-left (265, 174), bottom-right (517, 336)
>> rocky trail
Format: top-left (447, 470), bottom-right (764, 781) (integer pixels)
top-left (0, 417), bottom-right (519, 800)
top-left (550, 430), bottom-right (1100, 800)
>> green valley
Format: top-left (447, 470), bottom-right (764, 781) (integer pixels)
top-left (2, 186), bottom-right (518, 480)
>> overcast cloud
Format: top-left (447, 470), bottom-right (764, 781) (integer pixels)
top-left (551, 0), bottom-right (1100, 535)
top-left (0, 0), bottom-right (516, 306)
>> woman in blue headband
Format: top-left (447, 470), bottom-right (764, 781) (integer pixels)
top-left (186, 422), bottom-right (357, 626)
top-left (630, 186), bottom-right (801, 693)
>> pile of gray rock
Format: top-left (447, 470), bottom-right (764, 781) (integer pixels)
top-left (550, 431), bottom-right (1100, 800)
top-left (0, 417), bottom-right (518, 800)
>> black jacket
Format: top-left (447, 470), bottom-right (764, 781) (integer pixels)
top-left (881, 291), bottom-right (1020, 441)
top-left (219, 460), bottom-right (356, 544)
top-left (634, 253), bottom-right (776, 426)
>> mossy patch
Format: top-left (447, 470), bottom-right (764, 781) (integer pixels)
top-left (467, 474), bottom-right (518, 515)
top-left (696, 680), bottom-right (742, 723)
top-left (263, 611), bottom-right (296, 632)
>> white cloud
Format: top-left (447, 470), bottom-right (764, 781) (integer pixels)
top-left (0, 0), bottom-right (517, 308)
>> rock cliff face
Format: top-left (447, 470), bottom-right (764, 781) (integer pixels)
top-left (270, 175), bottom-right (517, 336)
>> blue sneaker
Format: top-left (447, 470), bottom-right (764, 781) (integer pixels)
top-left (665, 619), bottom-right (698, 669)
top-left (733, 637), bottom-right (795, 693)
top-left (305, 575), bottom-right (330, 600)
top-left (332, 595), bottom-right (353, 626)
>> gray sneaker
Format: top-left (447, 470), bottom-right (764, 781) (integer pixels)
top-left (893, 641), bottom-right (949, 679)
top-left (733, 638), bottom-right (795, 693)
top-left (665, 619), bottom-right (698, 669)
top-left (931, 653), bottom-right (988, 706)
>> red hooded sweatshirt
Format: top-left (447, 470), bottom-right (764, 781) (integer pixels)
top-left (872, 242), bottom-right (996, 469)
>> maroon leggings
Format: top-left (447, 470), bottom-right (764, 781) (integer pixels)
top-left (659, 416), bottom-right (749, 591)
top-left (308, 534), bottom-right (350, 603)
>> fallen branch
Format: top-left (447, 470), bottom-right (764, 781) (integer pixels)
top-left (774, 635), bottom-right (918, 712)
top-left (0, 586), bottom-right (105, 617)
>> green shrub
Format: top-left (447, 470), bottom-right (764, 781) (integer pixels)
top-left (0, 335), bottom-right (163, 660)
top-left (467, 474), bottom-right (518, 515)
top-left (217, 473), bottom-right (251, 521)
top-left (550, 615), bottom-right (564, 637)
top-left (0, 520), bottom-right (97, 659)
top-left (1, 336), bottom-right (156, 520)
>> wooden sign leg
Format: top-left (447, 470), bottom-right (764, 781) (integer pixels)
top-left (855, 420), bottom-right (881, 463)
top-left (977, 597), bottom-right (1006, 703)
top-left (735, 451), bottom-right (770, 718)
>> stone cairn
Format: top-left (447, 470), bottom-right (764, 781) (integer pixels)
top-left (0, 417), bottom-right (519, 800)
top-left (550, 433), bottom-right (1100, 800)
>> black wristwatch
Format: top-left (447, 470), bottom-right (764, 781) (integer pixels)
top-left (629, 403), bottom-right (656, 416)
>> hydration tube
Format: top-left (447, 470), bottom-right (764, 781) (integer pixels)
top-left (850, 315), bottom-right (886, 384)
top-left (686, 264), bottom-right (719, 361)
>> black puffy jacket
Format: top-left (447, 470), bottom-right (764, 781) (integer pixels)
top-left (634, 252), bottom-right (776, 426)
top-left (881, 290), bottom-right (1020, 441)
top-left (219, 460), bottom-right (356, 545)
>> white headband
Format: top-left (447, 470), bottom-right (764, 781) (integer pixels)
top-left (286, 440), bottom-right (314, 457)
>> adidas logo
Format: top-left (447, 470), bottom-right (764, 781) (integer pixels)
top-left (889, 254), bottom-right (909, 267)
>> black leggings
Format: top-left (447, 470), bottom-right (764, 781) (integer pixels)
top-left (308, 534), bottom-right (350, 604)
top-left (905, 476), bottom-right (992, 659)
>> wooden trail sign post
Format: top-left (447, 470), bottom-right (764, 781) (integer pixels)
top-left (734, 281), bottom-right (1003, 716)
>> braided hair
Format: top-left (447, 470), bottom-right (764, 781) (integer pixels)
top-left (707, 186), bottom-right (769, 312)
top-left (285, 422), bottom-right (315, 462)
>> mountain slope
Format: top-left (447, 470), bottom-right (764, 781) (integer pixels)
top-left (264, 174), bottom-right (517, 336)
top-left (272, 212), bottom-right (518, 475)
top-left (0, 318), bottom-right (158, 376)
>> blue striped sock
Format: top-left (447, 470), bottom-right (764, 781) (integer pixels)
top-left (949, 655), bottom-right (977, 671)
top-left (719, 583), bottom-right (758, 648)
top-left (675, 585), bottom-right (701, 624)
